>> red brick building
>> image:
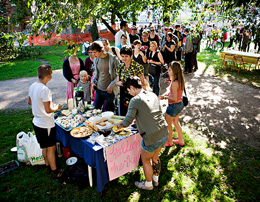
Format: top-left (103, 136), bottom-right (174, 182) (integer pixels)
top-left (0, 0), bottom-right (30, 33)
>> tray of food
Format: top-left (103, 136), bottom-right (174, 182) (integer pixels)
top-left (82, 109), bottom-right (102, 118)
top-left (70, 127), bottom-right (93, 138)
top-left (55, 113), bottom-right (85, 131)
top-left (84, 116), bottom-right (114, 132)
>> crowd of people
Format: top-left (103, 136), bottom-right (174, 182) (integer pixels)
top-left (58, 20), bottom-right (191, 190)
top-left (204, 23), bottom-right (258, 52)
top-left (31, 20), bottom-right (240, 189)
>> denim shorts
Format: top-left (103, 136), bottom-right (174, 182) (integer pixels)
top-left (141, 133), bottom-right (168, 153)
top-left (166, 101), bottom-right (184, 117)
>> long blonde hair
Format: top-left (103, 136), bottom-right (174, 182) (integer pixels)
top-left (168, 61), bottom-right (185, 90)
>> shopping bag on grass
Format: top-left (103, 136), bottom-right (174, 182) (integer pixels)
top-left (16, 131), bottom-right (45, 165)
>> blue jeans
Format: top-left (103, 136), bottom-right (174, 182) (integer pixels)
top-left (151, 72), bottom-right (160, 96)
top-left (94, 89), bottom-right (115, 112)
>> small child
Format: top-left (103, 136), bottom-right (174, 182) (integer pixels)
top-left (28, 64), bottom-right (63, 179)
top-left (77, 70), bottom-right (92, 104)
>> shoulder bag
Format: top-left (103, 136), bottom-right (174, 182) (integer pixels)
top-left (183, 88), bottom-right (188, 107)
top-left (148, 51), bottom-right (160, 75)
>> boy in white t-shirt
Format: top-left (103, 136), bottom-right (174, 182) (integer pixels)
top-left (28, 65), bottom-right (63, 179)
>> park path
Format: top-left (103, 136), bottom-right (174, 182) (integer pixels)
top-left (0, 63), bottom-right (259, 150)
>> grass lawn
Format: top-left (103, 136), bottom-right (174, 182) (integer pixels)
top-left (197, 42), bottom-right (260, 88)
top-left (0, 109), bottom-right (259, 201)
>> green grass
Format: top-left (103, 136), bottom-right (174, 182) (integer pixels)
top-left (0, 45), bottom-right (87, 81)
top-left (1, 109), bottom-right (259, 201)
top-left (198, 41), bottom-right (260, 88)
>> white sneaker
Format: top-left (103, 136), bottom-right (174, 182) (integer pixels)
top-left (134, 181), bottom-right (153, 190)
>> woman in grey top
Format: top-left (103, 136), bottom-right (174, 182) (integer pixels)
top-left (117, 76), bottom-right (168, 190)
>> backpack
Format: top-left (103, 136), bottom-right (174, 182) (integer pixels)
top-left (63, 165), bottom-right (89, 184)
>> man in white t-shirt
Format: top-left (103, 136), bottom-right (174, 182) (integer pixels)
top-left (228, 24), bottom-right (236, 49)
top-left (28, 64), bottom-right (63, 179)
top-left (115, 21), bottom-right (130, 47)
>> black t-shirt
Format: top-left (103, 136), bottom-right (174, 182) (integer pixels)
top-left (163, 40), bottom-right (176, 63)
top-left (141, 40), bottom-right (150, 60)
top-left (165, 40), bottom-right (176, 53)
top-left (141, 40), bottom-right (150, 51)
top-left (129, 33), bottom-right (140, 44)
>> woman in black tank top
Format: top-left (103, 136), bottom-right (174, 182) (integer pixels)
top-left (147, 41), bottom-right (164, 96)
top-left (132, 40), bottom-right (146, 65)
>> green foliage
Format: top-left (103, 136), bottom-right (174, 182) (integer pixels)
top-left (0, 32), bottom-right (16, 61)
top-left (0, 32), bottom-right (43, 61)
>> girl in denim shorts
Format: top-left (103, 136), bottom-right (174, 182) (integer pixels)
top-left (159, 62), bottom-right (185, 147)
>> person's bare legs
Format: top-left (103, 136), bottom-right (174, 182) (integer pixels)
top-left (172, 114), bottom-right (184, 144)
top-left (165, 113), bottom-right (174, 144)
top-left (152, 147), bottom-right (162, 176)
top-left (145, 75), bottom-right (148, 82)
top-left (42, 148), bottom-right (49, 166)
top-left (141, 149), bottom-right (155, 182)
top-left (47, 145), bottom-right (57, 170)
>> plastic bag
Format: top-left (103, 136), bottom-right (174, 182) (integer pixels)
top-left (16, 131), bottom-right (45, 165)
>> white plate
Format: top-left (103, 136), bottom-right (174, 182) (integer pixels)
top-left (66, 157), bottom-right (78, 166)
top-left (86, 116), bottom-right (114, 130)
top-left (10, 147), bottom-right (17, 152)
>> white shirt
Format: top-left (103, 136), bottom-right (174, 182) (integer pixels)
top-left (115, 29), bottom-right (130, 47)
top-left (230, 28), bottom-right (236, 37)
top-left (29, 81), bottom-right (54, 128)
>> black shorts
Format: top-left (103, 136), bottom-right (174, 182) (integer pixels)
top-left (33, 124), bottom-right (56, 149)
top-left (176, 50), bottom-right (182, 61)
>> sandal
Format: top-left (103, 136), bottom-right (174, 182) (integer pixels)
top-left (173, 140), bottom-right (185, 146)
top-left (164, 142), bottom-right (173, 147)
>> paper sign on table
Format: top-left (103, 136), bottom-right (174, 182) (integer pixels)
top-left (106, 133), bottom-right (142, 181)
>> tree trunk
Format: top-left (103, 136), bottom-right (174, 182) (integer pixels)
top-left (111, 9), bottom-right (116, 25)
top-left (116, 13), bottom-right (124, 21)
top-left (90, 19), bottom-right (99, 41)
top-left (162, 8), bottom-right (170, 26)
top-left (101, 17), bottom-right (116, 35)
top-left (131, 11), bottom-right (136, 26)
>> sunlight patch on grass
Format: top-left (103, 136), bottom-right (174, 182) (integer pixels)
top-left (128, 192), bottom-right (140, 202)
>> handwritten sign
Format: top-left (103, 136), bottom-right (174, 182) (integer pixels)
top-left (106, 133), bottom-right (142, 181)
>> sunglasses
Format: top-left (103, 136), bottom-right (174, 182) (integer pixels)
top-left (150, 30), bottom-right (155, 31)
top-left (132, 29), bottom-right (137, 30)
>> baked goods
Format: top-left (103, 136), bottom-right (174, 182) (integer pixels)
top-left (70, 127), bottom-right (93, 138)
top-left (61, 110), bottom-right (71, 116)
top-left (93, 117), bottom-right (108, 125)
top-left (84, 120), bottom-right (100, 132)
top-left (98, 122), bottom-right (106, 126)
top-left (107, 121), bottom-right (114, 125)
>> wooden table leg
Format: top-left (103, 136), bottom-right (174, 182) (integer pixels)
top-left (88, 165), bottom-right (93, 187)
